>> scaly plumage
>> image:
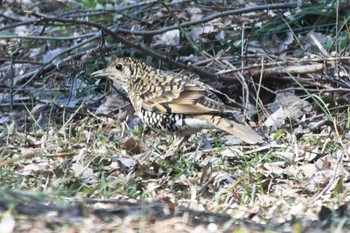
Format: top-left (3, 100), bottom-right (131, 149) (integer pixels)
top-left (91, 57), bottom-right (263, 144)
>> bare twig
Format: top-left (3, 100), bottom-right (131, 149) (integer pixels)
top-left (0, 59), bottom-right (45, 65)
top-left (0, 19), bottom-right (40, 31)
top-left (240, 23), bottom-right (250, 113)
top-left (244, 64), bottom-right (324, 78)
top-left (9, 55), bottom-right (14, 112)
top-left (0, 33), bottom-right (96, 40)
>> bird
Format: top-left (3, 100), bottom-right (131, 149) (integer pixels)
top-left (91, 57), bottom-right (263, 147)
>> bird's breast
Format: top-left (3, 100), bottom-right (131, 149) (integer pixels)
top-left (137, 109), bottom-right (209, 136)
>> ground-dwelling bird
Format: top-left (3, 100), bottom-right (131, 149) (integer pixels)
top-left (91, 57), bottom-right (263, 151)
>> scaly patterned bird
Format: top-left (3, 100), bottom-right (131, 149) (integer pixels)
top-left (91, 57), bottom-right (263, 145)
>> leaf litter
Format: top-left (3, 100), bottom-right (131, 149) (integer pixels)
top-left (1, 0), bottom-right (350, 232)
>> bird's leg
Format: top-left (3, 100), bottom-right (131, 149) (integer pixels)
top-left (165, 135), bottom-right (191, 157)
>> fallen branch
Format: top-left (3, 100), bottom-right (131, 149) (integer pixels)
top-left (244, 63), bottom-right (324, 78)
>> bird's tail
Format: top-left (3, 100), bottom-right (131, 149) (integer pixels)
top-left (194, 115), bottom-right (263, 144)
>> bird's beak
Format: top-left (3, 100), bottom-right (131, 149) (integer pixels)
top-left (91, 68), bottom-right (112, 78)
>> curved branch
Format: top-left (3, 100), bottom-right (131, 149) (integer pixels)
top-left (31, 12), bottom-right (221, 80)
top-left (0, 19), bottom-right (40, 31)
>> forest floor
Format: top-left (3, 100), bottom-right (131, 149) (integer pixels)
top-left (1, 0), bottom-right (350, 232)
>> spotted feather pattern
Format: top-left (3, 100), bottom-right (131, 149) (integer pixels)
top-left (91, 57), bottom-right (263, 144)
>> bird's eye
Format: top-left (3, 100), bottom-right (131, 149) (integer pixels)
top-left (115, 64), bottom-right (123, 70)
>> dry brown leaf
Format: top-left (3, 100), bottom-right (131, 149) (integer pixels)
top-left (120, 137), bottom-right (150, 155)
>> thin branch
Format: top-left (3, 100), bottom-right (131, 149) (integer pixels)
top-left (0, 59), bottom-right (45, 65)
top-left (0, 33), bottom-right (96, 40)
top-left (9, 55), bottom-right (14, 112)
top-left (31, 12), bottom-right (221, 80)
top-left (0, 19), bottom-right (40, 31)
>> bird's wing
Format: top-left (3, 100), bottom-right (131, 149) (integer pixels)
top-left (139, 74), bottom-right (238, 114)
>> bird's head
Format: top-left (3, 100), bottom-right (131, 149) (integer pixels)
top-left (91, 57), bottom-right (144, 91)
